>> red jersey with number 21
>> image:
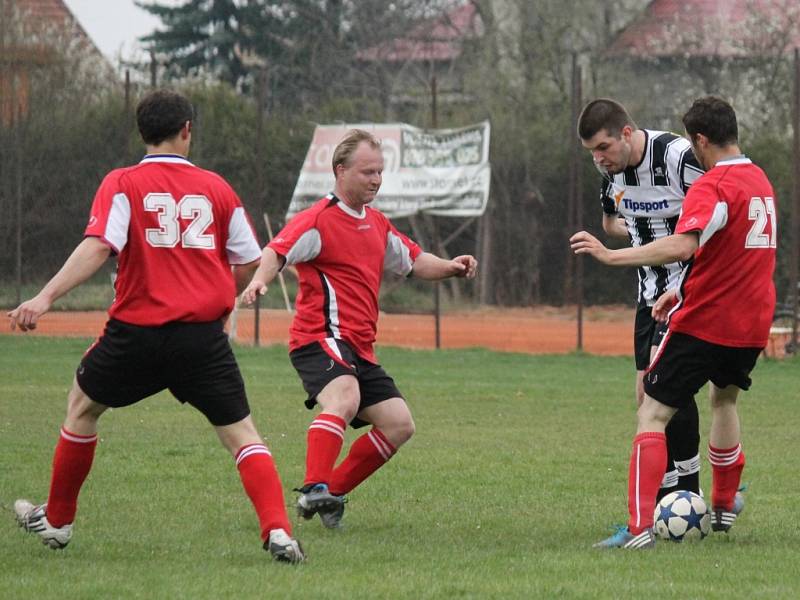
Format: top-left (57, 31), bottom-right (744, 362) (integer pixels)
top-left (84, 155), bottom-right (261, 326)
top-left (669, 157), bottom-right (776, 347)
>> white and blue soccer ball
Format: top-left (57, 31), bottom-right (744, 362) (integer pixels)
top-left (653, 490), bottom-right (711, 542)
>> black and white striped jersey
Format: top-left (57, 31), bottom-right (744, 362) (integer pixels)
top-left (599, 129), bottom-right (704, 306)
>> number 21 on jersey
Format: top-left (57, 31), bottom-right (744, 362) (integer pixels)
top-left (745, 196), bottom-right (776, 249)
top-left (144, 193), bottom-right (216, 249)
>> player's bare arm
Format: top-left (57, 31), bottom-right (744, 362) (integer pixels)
top-left (570, 231), bottom-right (698, 267)
top-left (602, 214), bottom-right (630, 240)
top-left (241, 247), bottom-right (285, 305)
top-left (8, 237), bottom-right (111, 332)
top-left (232, 258), bottom-right (261, 296)
top-left (410, 252), bottom-right (478, 280)
top-left (651, 289), bottom-right (679, 323)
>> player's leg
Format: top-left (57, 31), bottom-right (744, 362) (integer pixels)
top-left (13, 320), bottom-right (154, 549)
top-left (305, 374), bottom-right (360, 487)
top-left (647, 317), bottom-right (699, 499)
top-left (706, 345), bottom-right (760, 532)
top-left (635, 309), bottom-right (678, 499)
top-left (665, 400), bottom-right (701, 494)
top-left (328, 359), bottom-right (412, 496)
top-left (215, 417), bottom-right (303, 563)
top-left (287, 374), bottom-right (358, 525)
top-left (329, 396), bottom-right (413, 497)
top-left (594, 393), bottom-right (671, 549)
top-left (596, 332), bottom-right (707, 549)
top-left (170, 321), bottom-right (303, 561)
top-left (707, 383), bottom-right (745, 531)
top-left (15, 378), bottom-right (107, 549)
top-left (286, 341), bottom-right (358, 522)
top-left (629, 396), bottom-right (675, 531)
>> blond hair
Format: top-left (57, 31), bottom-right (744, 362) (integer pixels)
top-left (332, 129), bottom-right (381, 177)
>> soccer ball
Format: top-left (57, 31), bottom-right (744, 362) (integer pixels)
top-left (653, 490), bottom-right (711, 542)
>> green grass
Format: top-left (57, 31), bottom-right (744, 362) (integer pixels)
top-left (1, 336), bottom-right (798, 599)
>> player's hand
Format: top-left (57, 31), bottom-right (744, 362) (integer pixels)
top-left (569, 231), bottom-right (612, 264)
top-left (451, 255), bottom-right (478, 279)
top-left (652, 289), bottom-right (678, 323)
top-left (8, 295), bottom-right (52, 332)
top-left (240, 280), bottom-right (268, 306)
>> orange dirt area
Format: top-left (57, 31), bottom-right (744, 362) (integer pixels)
top-left (2, 305), bottom-right (635, 356)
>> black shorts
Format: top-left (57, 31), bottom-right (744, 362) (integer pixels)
top-left (644, 330), bottom-right (762, 409)
top-left (634, 303), bottom-right (668, 370)
top-left (289, 339), bottom-right (404, 429)
top-left (77, 318), bottom-right (250, 426)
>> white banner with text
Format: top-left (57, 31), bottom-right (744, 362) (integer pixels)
top-left (287, 121), bottom-right (491, 219)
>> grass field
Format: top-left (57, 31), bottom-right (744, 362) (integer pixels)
top-left (1, 336), bottom-right (798, 599)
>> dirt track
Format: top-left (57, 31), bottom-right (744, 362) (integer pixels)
top-left (2, 306), bottom-right (635, 355)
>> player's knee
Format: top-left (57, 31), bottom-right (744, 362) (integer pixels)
top-left (384, 414), bottom-right (415, 447)
top-left (636, 397), bottom-right (673, 431)
top-left (64, 383), bottom-right (106, 431)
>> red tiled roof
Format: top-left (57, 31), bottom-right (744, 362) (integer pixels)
top-left (607, 0), bottom-right (800, 58)
top-left (357, 2), bottom-right (484, 63)
top-left (4, 0), bottom-right (102, 58)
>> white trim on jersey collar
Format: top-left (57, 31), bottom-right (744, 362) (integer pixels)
top-left (715, 155), bottom-right (750, 166)
top-left (140, 154), bottom-right (194, 165)
top-left (335, 198), bottom-right (367, 219)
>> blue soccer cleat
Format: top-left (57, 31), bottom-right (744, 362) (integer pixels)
top-left (593, 525), bottom-right (656, 549)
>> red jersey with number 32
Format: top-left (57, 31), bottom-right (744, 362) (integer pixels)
top-left (669, 157), bottom-right (776, 347)
top-left (268, 195), bottom-right (422, 363)
top-left (84, 155), bottom-right (261, 325)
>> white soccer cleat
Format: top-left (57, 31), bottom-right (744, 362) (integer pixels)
top-left (14, 500), bottom-right (73, 549)
top-left (265, 528), bottom-right (305, 564)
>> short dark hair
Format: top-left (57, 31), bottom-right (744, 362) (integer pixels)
top-left (332, 129), bottom-right (381, 176)
top-left (136, 89), bottom-right (194, 146)
top-left (577, 98), bottom-right (637, 140)
top-left (682, 96), bottom-right (738, 146)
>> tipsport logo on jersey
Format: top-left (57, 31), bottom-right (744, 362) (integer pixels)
top-left (620, 198), bottom-right (670, 213)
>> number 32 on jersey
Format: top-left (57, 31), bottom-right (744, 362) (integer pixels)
top-left (144, 193), bottom-right (216, 249)
top-left (745, 196), bottom-right (777, 249)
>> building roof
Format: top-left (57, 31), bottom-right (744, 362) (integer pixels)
top-left (357, 2), bottom-right (484, 63)
top-left (2, 0), bottom-right (104, 62)
top-left (606, 0), bottom-right (800, 58)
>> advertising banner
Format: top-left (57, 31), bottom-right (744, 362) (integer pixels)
top-left (287, 121), bottom-right (491, 219)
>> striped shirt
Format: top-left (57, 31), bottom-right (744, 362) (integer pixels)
top-left (599, 130), bottom-right (704, 305)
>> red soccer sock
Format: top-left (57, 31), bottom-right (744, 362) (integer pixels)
top-left (329, 428), bottom-right (396, 495)
top-left (46, 427), bottom-right (98, 527)
top-left (627, 432), bottom-right (667, 534)
top-left (708, 444), bottom-right (745, 511)
top-left (303, 413), bottom-right (346, 487)
top-left (236, 444), bottom-right (291, 540)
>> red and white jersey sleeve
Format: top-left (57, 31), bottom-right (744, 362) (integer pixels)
top-left (268, 195), bottom-right (422, 362)
top-left (669, 157), bottom-right (776, 347)
top-left (85, 155), bottom-right (261, 326)
top-left (85, 170), bottom-right (133, 254)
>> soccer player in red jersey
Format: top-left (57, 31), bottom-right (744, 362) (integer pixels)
top-left (242, 129), bottom-right (478, 528)
top-left (571, 96), bottom-right (777, 548)
top-left (8, 90), bottom-right (304, 563)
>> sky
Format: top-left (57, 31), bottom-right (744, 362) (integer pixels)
top-left (62, 0), bottom-right (180, 62)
